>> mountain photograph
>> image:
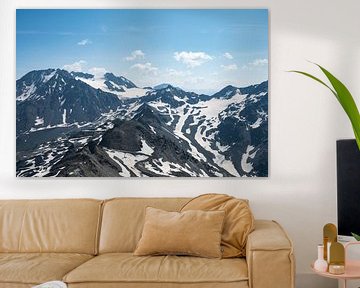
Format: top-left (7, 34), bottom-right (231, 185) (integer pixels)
top-left (16, 9), bottom-right (269, 177)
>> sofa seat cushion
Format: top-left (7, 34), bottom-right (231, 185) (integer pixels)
top-left (64, 253), bottom-right (248, 285)
top-left (0, 253), bottom-right (93, 285)
top-left (0, 284), bottom-right (33, 288)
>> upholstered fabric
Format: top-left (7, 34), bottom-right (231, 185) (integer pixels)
top-left (0, 199), bottom-right (102, 254)
top-left (0, 284), bottom-right (33, 288)
top-left (63, 253), bottom-right (248, 284)
top-left (67, 282), bottom-right (249, 288)
top-left (181, 194), bottom-right (254, 258)
top-left (0, 198), bottom-right (295, 288)
top-left (246, 220), bottom-right (295, 288)
top-left (134, 207), bottom-right (225, 258)
top-left (0, 253), bottom-right (93, 285)
top-left (99, 198), bottom-right (190, 253)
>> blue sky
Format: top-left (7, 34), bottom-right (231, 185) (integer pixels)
top-left (16, 9), bottom-right (268, 94)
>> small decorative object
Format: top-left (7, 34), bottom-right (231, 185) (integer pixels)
top-left (323, 223), bottom-right (337, 261)
top-left (311, 240), bottom-right (360, 287)
top-left (329, 242), bottom-right (345, 275)
top-left (314, 244), bottom-right (328, 272)
top-left (327, 242), bottom-right (332, 264)
top-left (328, 264), bottom-right (345, 275)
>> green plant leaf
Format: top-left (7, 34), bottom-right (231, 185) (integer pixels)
top-left (316, 65), bottom-right (360, 150)
top-left (289, 70), bottom-right (337, 98)
top-left (289, 64), bottom-right (360, 150)
top-left (351, 232), bottom-right (360, 241)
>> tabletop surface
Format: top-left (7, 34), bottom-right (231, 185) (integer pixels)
top-left (311, 261), bottom-right (360, 280)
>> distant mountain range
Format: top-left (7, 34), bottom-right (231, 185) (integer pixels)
top-left (16, 69), bottom-right (268, 177)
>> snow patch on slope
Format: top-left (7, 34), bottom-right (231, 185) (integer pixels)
top-left (17, 84), bottom-right (37, 101)
top-left (75, 75), bottom-right (150, 99)
top-left (120, 87), bottom-right (151, 98)
top-left (62, 109), bottom-right (67, 124)
top-left (43, 71), bottom-right (56, 83)
top-left (241, 145), bottom-right (257, 173)
top-left (34, 116), bottom-right (44, 126)
top-left (104, 148), bottom-right (148, 177)
top-left (144, 158), bottom-right (204, 177)
top-left (249, 118), bottom-right (262, 129)
top-left (140, 139), bottom-right (154, 155)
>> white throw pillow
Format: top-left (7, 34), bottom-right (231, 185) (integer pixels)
top-left (32, 281), bottom-right (67, 288)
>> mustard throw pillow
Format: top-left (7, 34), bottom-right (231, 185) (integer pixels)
top-left (181, 194), bottom-right (254, 258)
top-left (134, 207), bottom-right (225, 258)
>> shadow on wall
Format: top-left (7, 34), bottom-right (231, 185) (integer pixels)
top-left (296, 275), bottom-right (337, 288)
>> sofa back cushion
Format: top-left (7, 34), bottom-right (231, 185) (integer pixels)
top-left (181, 194), bottom-right (254, 258)
top-left (99, 198), bottom-right (189, 253)
top-left (0, 199), bottom-right (102, 254)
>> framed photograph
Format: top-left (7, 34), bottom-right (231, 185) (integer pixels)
top-left (16, 9), bottom-right (268, 177)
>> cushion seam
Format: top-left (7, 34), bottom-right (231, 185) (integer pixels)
top-left (65, 279), bottom-right (249, 284)
top-left (94, 201), bottom-right (105, 255)
top-left (62, 256), bottom-right (96, 282)
top-left (18, 201), bottom-right (29, 252)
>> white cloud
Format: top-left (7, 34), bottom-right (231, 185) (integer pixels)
top-left (125, 50), bottom-right (145, 61)
top-left (166, 68), bottom-right (192, 77)
top-left (185, 76), bottom-right (205, 84)
top-left (221, 64), bottom-right (238, 71)
top-left (77, 39), bottom-right (92, 46)
top-left (242, 58), bottom-right (269, 70)
top-left (131, 62), bottom-right (158, 75)
top-left (63, 60), bottom-right (87, 72)
top-left (174, 51), bottom-right (213, 68)
top-left (223, 52), bottom-right (234, 60)
top-left (89, 67), bottom-right (107, 79)
top-left (251, 58), bottom-right (268, 66)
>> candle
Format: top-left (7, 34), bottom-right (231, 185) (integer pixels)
top-left (328, 264), bottom-right (345, 275)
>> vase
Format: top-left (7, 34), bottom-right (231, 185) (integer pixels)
top-left (314, 244), bottom-right (328, 272)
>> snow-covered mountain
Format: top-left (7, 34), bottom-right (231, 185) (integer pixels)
top-left (16, 69), bottom-right (122, 134)
top-left (72, 71), bottom-right (151, 99)
top-left (16, 68), bottom-right (268, 177)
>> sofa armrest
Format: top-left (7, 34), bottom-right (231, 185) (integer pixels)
top-left (246, 220), bottom-right (295, 288)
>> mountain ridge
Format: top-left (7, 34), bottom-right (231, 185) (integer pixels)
top-left (16, 68), bottom-right (268, 177)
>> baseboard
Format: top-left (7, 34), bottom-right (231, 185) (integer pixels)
top-left (296, 273), bottom-right (337, 288)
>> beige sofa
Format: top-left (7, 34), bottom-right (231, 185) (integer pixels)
top-left (0, 198), bottom-right (295, 288)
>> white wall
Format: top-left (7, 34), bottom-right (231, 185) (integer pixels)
top-left (1, 0), bottom-right (359, 287)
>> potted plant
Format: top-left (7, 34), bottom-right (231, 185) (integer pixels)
top-left (291, 63), bottom-right (360, 240)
